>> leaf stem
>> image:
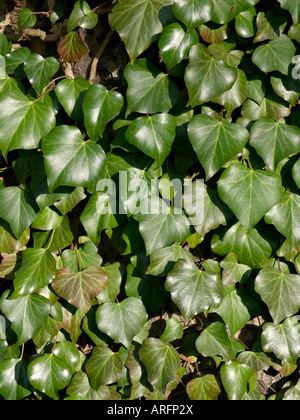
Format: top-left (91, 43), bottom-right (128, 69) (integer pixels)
top-left (89, 29), bottom-right (114, 84)
top-left (46, 229), bottom-right (56, 250)
top-left (75, 245), bottom-right (82, 272)
top-left (246, 156), bottom-right (254, 171)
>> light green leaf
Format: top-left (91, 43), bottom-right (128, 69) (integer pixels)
top-left (237, 351), bottom-right (272, 372)
top-left (0, 90), bottom-right (56, 159)
top-left (96, 297), bottom-right (148, 348)
top-left (220, 361), bottom-right (256, 400)
top-left (67, 0), bottom-right (98, 32)
top-left (185, 44), bottom-right (237, 107)
top-left (41, 125), bottom-right (106, 192)
top-left (220, 253), bottom-right (252, 285)
top-left (210, 0), bottom-right (260, 25)
top-left (124, 59), bottom-right (179, 115)
top-left (24, 54), bottom-right (60, 95)
top-left (0, 359), bottom-right (32, 400)
top-left (160, 318), bottom-right (184, 342)
top-left (52, 266), bottom-right (107, 313)
top-left (173, 0), bottom-right (213, 31)
top-left (83, 84), bottom-right (124, 140)
top-left (55, 77), bottom-right (90, 122)
top-left (293, 159), bottom-right (300, 189)
top-left (165, 259), bottom-right (223, 320)
top-left (278, 0), bottom-right (300, 23)
top-left (235, 6), bottom-right (257, 38)
top-left (255, 267), bottom-right (300, 324)
top-left (186, 375), bottom-right (221, 400)
top-left (254, 11), bottom-right (288, 43)
top-left (109, 0), bottom-right (173, 63)
top-left (218, 163), bottom-right (282, 230)
top-left (18, 8), bottom-right (37, 32)
top-left (67, 371), bottom-right (111, 400)
top-left (188, 115), bottom-right (249, 180)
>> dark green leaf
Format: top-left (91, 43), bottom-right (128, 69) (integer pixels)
top-left (18, 8), bottom-right (37, 32)
top-left (0, 359), bottom-right (32, 400)
top-left (67, 0), bottom-right (98, 32)
top-left (55, 77), bottom-right (91, 121)
top-left (24, 54), bottom-right (60, 95)
top-left (173, 0), bottom-right (213, 31)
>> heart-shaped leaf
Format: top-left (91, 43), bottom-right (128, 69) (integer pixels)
top-left (235, 6), bottom-right (257, 38)
top-left (250, 118), bottom-right (300, 171)
top-left (24, 54), bottom-right (60, 95)
top-left (139, 338), bottom-right (181, 393)
top-left (52, 266), bottom-right (108, 313)
top-left (41, 125), bottom-right (106, 192)
top-left (96, 297), bottom-right (148, 348)
top-left (218, 163), bottom-right (282, 230)
top-left (220, 361), bottom-right (256, 400)
top-left (0, 359), bottom-right (32, 400)
top-left (0, 90), bottom-right (56, 159)
top-left (57, 31), bottom-right (89, 63)
top-left (83, 84), bottom-right (124, 140)
top-left (255, 267), bottom-right (300, 324)
top-left (210, 0), bottom-right (260, 25)
top-left (278, 0), bottom-right (300, 24)
top-left (110, 0), bottom-right (173, 63)
top-left (165, 259), bottom-right (223, 320)
top-left (125, 113), bottom-right (176, 165)
top-left (188, 115), bottom-right (249, 180)
top-left (124, 59), bottom-right (180, 115)
top-left (67, 0), bottom-right (98, 32)
top-left (173, 0), bottom-right (213, 31)
top-left (186, 375), bottom-right (221, 401)
top-left (18, 8), bottom-right (37, 32)
top-left (55, 77), bottom-right (91, 122)
top-left (28, 353), bottom-right (73, 400)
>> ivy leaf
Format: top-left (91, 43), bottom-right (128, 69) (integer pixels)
top-left (220, 361), bottom-right (256, 400)
top-left (96, 297), bottom-right (148, 348)
top-left (109, 0), bottom-right (173, 63)
top-left (252, 35), bottom-right (296, 75)
top-left (255, 267), bottom-right (300, 324)
top-left (0, 220), bottom-right (30, 254)
top-left (52, 266), bottom-right (108, 313)
top-left (261, 317), bottom-right (300, 364)
top-left (220, 253), bottom-right (252, 285)
top-left (28, 353), bottom-right (72, 400)
top-left (0, 90), bottom-right (56, 159)
top-left (211, 222), bottom-right (278, 269)
top-left (67, 0), bottom-right (98, 32)
top-left (133, 196), bottom-right (192, 254)
top-left (67, 371), bottom-right (112, 400)
top-left (0, 294), bottom-right (51, 345)
top-left (0, 33), bottom-right (12, 55)
top-left (210, 0), bottom-right (260, 25)
top-left (41, 125), bottom-right (106, 192)
top-left (24, 54), bottom-right (60, 95)
top-left (0, 359), bottom-right (32, 400)
top-left (85, 345), bottom-right (123, 389)
top-left (186, 375), bottom-right (221, 401)
top-left (293, 159), bottom-right (300, 189)
top-left (235, 6), bottom-right (257, 38)
top-left (124, 59), bottom-right (179, 115)
top-left (249, 118), bottom-right (300, 171)
top-left (254, 11), bottom-right (288, 43)
top-left (188, 115), bottom-right (249, 180)
top-left (158, 23), bottom-right (199, 71)
top-left (125, 113), bottom-right (176, 165)
top-left (172, 0), bottom-right (213, 31)
top-left (160, 318), bottom-right (184, 343)
top-left (165, 259), bottom-right (223, 320)
top-left (18, 8), bottom-right (37, 32)
top-left (139, 338), bottom-right (181, 393)
top-left (265, 192), bottom-right (300, 249)
top-left (185, 44), bottom-right (237, 107)
top-left (0, 187), bottom-right (39, 239)
top-left (278, 0), bottom-right (300, 24)
top-left (55, 77), bottom-right (91, 122)
top-left (83, 84), bottom-right (124, 140)
top-left (57, 31), bottom-right (89, 63)
top-left (218, 163), bottom-right (282, 230)
top-left (11, 248), bottom-right (56, 298)
top-left (237, 351), bottom-right (272, 372)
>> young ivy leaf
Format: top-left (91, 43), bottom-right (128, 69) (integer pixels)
top-left (185, 44), bottom-right (238, 107)
top-left (125, 113), bottom-right (177, 165)
top-left (67, 0), bottom-right (98, 32)
top-left (24, 54), bottom-right (60, 95)
top-left (18, 8), bottom-right (37, 32)
top-left (41, 125), bottom-right (106, 193)
top-left (166, 259), bottom-right (223, 320)
top-left (188, 115), bottom-right (249, 180)
top-left (172, 0), bottom-right (213, 31)
top-left (57, 31), bottom-right (89, 63)
top-left (52, 266), bottom-right (108, 313)
top-left (218, 163), bottom-right (283, 230)
top-left (83, 84), bottom-right (124, 140)
top-left (109, 0), bottom-right (173, 63)
top-left (96, 297), bottom-right (148, 348)
top-left (0, 90), bottom-right (56, 159)
top-left (186, 375), bottom-right (221, 401)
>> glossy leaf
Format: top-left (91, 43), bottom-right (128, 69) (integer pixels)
top-left (24, 54), bottom-right (60, 95)
top-left (57, 31), bottom-right (89, 63)
top-left (0, 359), bottom-right (32, 400)
top-left (293, 159), bottom-right (300, 189)
top-left (18, 8), bottom-right (37, 32)
top-left (210, 0), bottom-right (260, 25)
top-left (220, 361), bottom-right (256, 400)
top-left (278, 0), bottom-right (300, 24)
top-left (186, 375), bottom-right (221, 401)
top-left (55, 77), bottom-right (91, 122)
top-left (173, 0), bottom-right (213, 31)
top-left (67, 0), bottom-right (98, 32)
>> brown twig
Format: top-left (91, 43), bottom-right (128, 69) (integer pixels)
top-left (89, 29), bottom-right (114, 84)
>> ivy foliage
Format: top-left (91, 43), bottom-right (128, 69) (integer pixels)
top-left (0, 0), bottom-right (300, 401)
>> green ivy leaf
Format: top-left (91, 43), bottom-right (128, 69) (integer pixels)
top-left (28, 353), bottom-right (73, 400)
top-left (210, 0), bottom-right (260, 24)
top-left (278, 0), bottom-right (300, 24)
top-left (254, 11), bottom-right (288, 43)
top-left (55, 77), bottom-right (91, 122)
top-left (0, 359), bottom-right (32, 400)
top-left (255, 267), bottom-right (300, 324)
top-left (186, 375), bottom-right (221, 401)
top-left (85, 345), bottom-right (123, 389)
top-left (252, 35), bottom-right (296, 75)
top-left (188, 115), bottom-right (249, 180)
top-left (0, 33), bottom-right (12, 56)
top-left (18, 8), bottom-right (37, 32)
top-left (41, 125), bottom-right (106, 192)
top-left (220, 361), bottom-right (256, 400)
top-left (0, 293), bottom-right (51, 345)
top-left (172, 0), bottom-right (213, 31)
top-left (165, 259), bottom-right (223, 319)
top-left (110, 0), bottom-right (173, 63)
top-left (126, 113), bottom-right (176, 165)
top-left (67, 371), bottom-right (112, 400)
top-left (24, 54), bottom-right (60, 95)
top-left (0, 90), bottom-right (56, 159)
top-left (11, 248), bottom-right (56, 298)
top-left (250, 118), bottom-right (300, 171)
top-left (235, 6), bottom-right (257, 38)
top-left (124, 59), bottom-right (179, 115)
top-left (0, 221), bottom-right (30, 254)
top-left (52, 266), bottom-right (108, 313)
top-left (237, 351), bottom-right (272, 372)
top-left (293, 159), bottom-right (300, 189)
top-left (139, 338), bottom-right (181, 393)
top-left (67, 0), bottom-right (98, 32)
top-left (160, 318), bottom-right (184, 342)
top-left (96, 297), bottom-right (148, 348)
top-left (218, 163), bottom-right (282, 230)
top-left (83, 84), bottom-right (124, 140)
